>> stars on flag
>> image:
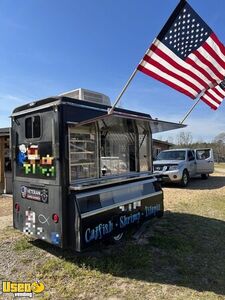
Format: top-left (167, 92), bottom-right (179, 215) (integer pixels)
top-left (162, 6), bottom-right (211, 59)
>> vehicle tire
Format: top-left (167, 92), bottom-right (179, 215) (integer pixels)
top-left (201, 174), bottom-right (209, 179)
top-left (156, 210), bottom-right (164, 218)
top-left (112, 232), bottom-right (124, 243)
top-left (180, 170), bottom-right (189, 187)
top-left (103, 232), bottom-right (124, 246)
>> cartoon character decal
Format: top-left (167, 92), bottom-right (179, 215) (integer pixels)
top-left (17, 144), bottom-right (27, 166)
top-left (17, 144), bottom-right (55, 177)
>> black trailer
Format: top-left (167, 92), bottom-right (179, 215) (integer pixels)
top-left (11, 96), bottom-right (184, 251)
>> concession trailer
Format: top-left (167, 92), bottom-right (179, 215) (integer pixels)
top-left (11, 90), bottom-right (184, 251)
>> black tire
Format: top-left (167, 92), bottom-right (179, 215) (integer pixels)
top-left (156, 210), bottom-right (164, 218)
top-left (111, 232), bottom-right (124, 243)
top-left (103, 232), bottom-right (124, 246)
top-left (201, 174), bottom-right (209, 179)
top-left (180, 170), bottom-right (189, 187)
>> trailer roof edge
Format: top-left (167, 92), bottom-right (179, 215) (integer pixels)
top-left (11, 96), bottom-right (151, 119)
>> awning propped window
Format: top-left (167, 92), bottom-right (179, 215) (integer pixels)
top-left (67, 111), bottom-right (186, 134)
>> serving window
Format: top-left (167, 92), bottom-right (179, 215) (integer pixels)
top-left (68, 116), bottom-right (151, 183)
top-left (99, 118), bottom-right (136, 176)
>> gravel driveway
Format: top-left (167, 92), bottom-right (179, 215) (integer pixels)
top-left (0, 196), bottom-right (12, 231)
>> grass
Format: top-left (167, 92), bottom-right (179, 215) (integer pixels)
top-left (28, 208), bottom-right (225, 299)
top-left (31, 216), bottom-right (225, 299)
top-left (13, 236), bottom-right (34, 251)
top-left (1, 169), bottom-right (225, 299)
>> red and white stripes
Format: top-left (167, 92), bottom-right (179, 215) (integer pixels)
top-left (138, 33), bottom-right (225, 109)
top-left (201, 84), bottom-right (225, 110)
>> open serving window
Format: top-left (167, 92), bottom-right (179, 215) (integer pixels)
top-left (68, 113), bottom-right (151, 185)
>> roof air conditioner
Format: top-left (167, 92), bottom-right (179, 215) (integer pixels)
top-left (59, 88), bottom-right (111, 106)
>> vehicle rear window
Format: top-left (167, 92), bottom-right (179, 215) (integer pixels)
top-left (33, 116), bottom-right (41, 138)
top-left (25, 117), bottom-right (32, 139)
top-left (25, 115), bottom-right (41, 139)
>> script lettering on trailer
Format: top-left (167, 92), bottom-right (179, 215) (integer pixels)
top-left (84, 203), bottom-right (161, 243)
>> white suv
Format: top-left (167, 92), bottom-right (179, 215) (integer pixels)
top-left (153, 148), bottom-right (214, 187)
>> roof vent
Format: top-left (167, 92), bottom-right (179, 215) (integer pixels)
top-left (59, 88), bottom-right (111, 106)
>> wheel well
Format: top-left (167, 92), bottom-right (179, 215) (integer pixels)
top-left (183, 168), bottom-right (189, 175)
top-left (182, 169), bottom-right (190, 179)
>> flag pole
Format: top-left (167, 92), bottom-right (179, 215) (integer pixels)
top-left (108, 68), bottom-right (138, 114)
top-left (179, 89), bottom-right (206, 124)
top-left (108, 38), bottom-right (158, 115)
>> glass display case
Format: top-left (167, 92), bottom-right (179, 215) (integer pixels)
top-left (69, 124), bottom-right (98, 181)
top-left (69, 116), bottom-right (151, 183)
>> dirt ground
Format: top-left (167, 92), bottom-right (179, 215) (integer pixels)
top-left (0, 196), bottom-right (13, 233)
top-left (0, 168), bottom-right (225, 299)
top-left (0, 196), bottom-right (12, 218)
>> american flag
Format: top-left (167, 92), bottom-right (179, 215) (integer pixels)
top-left (201, 79), bottom-right (225, 110)
top-left (137, 0), bottom-right (225, 109)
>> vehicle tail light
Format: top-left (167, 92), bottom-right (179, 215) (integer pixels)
top-left (15, 203), bottom-right (20, 212)
top-left (52, 213), bottom-right (59, 223)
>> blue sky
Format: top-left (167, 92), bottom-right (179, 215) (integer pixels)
top-left (1, 0), bottom-right (225, 142)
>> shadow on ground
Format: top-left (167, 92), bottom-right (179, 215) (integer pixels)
top-left (31, 211), bottom-right (225, 296)
top-left (162, 174), bottom-right (225, 190)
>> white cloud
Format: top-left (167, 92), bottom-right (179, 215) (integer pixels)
top-left (0, 93), bottom-right (28, 127)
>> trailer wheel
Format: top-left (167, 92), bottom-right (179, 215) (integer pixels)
top-left (156, 210), bottom-right (164, 218)
top-left (201, 174), bottom-right (209, 179)
top-left (180, 170), bottom-right (189, 187)
top-left (112, 232), bottom-right (124, 243)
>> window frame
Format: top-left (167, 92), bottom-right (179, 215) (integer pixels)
top-left (196, 149), bottom-right (211, 160)
top-left (68, 123), bottom-right (99, 182)
top-left (188, 150), bottom-right (195, 161)
top-left (25, 114), bottom-right (42, 140)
